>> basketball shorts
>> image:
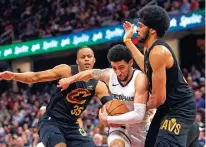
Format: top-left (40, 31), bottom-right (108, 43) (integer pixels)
top-left (38, 116), bottom-right (95, 147)
top-left (145, 100), bottom-right (196, 147)
top-left (108, 121), bottom-right (149, 147)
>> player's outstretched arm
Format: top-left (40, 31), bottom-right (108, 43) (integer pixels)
top-left (123, 21), bottom-right (144, 71)
top-left (147, 46), bottom-right (167, 109)
top-left (57, 68), bottom-right (112, 91)
top-left (105, 72), bottom-right (148, 124)
top-left (0, 64), bottom-right (71, 84)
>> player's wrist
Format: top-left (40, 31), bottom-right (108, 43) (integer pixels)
top-left (12, 73), bottom-right (16, 80)
top-left (123, 38), bottom-right (131, 43)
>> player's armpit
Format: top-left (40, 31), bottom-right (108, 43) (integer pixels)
top-left (147, 46), bottom-right (167, 109)
top-left (14, 64), bottom-right (71, 84)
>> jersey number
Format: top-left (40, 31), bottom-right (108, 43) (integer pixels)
top-left (71, 105), bottom-right (84, 116)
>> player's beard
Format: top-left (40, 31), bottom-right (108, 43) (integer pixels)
top-left (138, 28), bottom-right (150, 43)
top-left (118, 67), bottom-right (131, 82)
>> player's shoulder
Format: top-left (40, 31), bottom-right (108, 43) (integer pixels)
top-left (134, 69), bottom-right (145, 77)
top-left (150, 45), bottom-right (171, 59)
top-left (133, 69), bottom-right (147, 84)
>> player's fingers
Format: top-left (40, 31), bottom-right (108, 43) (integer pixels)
top-left (124, 22), bottom-right (130, 29)
top-left (57, 84), bottom-right (62, 88)
top-left (123, 24), bottom-right (127, 30)
top-left (102, 105), bottom-right (107, 112)
top-left (125, 21), bottom-right (131, 27)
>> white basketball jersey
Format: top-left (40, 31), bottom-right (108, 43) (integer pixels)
top-left (109, 69), bottom-right (140, 111)
top-left (108, 69), bottom-right (150, 147)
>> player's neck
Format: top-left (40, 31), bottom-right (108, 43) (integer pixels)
top-left (144, 36), bottom-right (157, 51)
top-left (78, 66), bottom-right (83, 72)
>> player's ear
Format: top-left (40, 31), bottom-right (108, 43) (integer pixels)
top-left (93, 57), bottom-right (96, 64)
top-left (129, 59), bottom-right (133, 66)
top-left (150, 28), bottom-right (156, 35)
top-left (76, 59), bottom-right (79, 65)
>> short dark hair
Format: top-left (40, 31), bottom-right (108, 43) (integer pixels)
top-left (107, 44), bottom-right (132, 63)
top-left (76, 46), bottom-right (93, 56)
top-left (138, 5), bottom-right (170, 38)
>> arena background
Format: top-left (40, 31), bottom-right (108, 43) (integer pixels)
top-left (0, 0), bottom-right (205, 146)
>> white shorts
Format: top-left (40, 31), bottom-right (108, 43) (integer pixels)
top-left (107, 124), bottom-right (147, 147)
top-left (108, 127), bottom-right (131, 147)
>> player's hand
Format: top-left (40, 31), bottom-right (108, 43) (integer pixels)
top-left (99, 105), bottom-right (108, 125)
top-left (57, 78), bottom-right (72, 91)
top-left (0, 71), bottom-right (15, 80)
top-left (123, 21), bottom-right (135, 40)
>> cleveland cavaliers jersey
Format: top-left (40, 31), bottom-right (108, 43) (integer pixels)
top-left (144, 40), bottom-right (195, 113)
top-left (108, 69), bottom-right (150, 145)
top-left (42, 65), bottom-right (98, 124)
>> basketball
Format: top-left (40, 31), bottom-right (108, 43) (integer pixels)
top-left (104, 100), bottom-right (129, 116)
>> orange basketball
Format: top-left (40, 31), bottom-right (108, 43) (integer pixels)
top-left (105, 99), bottom-right (129, 116)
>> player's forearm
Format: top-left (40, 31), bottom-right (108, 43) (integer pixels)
top-left (107, 103), bottom-right (146, 124)
top-left (13, 72), bottom-right (38, 84)
top-left (124, 40), bottom-right (144, 71)
top-left (68, 70), bottom-right (94, 83)
top-left (147, 95), bottom-right (164, 109)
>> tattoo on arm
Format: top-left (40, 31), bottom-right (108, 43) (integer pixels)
top-left (92, 68), bottom-right (111, 81)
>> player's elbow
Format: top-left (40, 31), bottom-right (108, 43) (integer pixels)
top-left (133, 104), bottom-right (146, 123)
top-left (157, 94), bottom-right (166, 106)
top-left (30, 76), bottom-right (38, 84)
top-left (134, 112), bottom-right (145, 123)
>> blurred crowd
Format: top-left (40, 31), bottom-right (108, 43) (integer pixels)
top-left (0, 65), bottom-right (204, 147)
top-left (0, 0), bottom-right (204, 45)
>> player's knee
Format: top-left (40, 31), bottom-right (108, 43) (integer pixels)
top-left (55, 143), bottom-right (67, 147)
top-left (110, 139), bottom-right (125, 147)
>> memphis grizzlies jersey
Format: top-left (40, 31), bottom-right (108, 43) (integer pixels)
top-left (108, 69), bottom-right (151, 145)
top-left (109, 69), bottom-right (141, 111)
top-left (44, 65), bottom-right (98, 123)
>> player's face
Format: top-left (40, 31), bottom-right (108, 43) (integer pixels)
top-left (76, 48), bottom-right (95, 71)
top-left (111, 60), bottom-right (133, 82)
top-left (136, 22), bottom-right (150, 43)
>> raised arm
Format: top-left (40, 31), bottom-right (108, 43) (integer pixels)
top-left (0, 64), bottom-right (71, 84)
top-left (105, 72), bottom-right (149, 124)
top-left (57, 68), bottom-right (112, 91)
top-left (147, 46), bottom-right (171, 109)
top-left (123, 21), bottom-right (144, 71)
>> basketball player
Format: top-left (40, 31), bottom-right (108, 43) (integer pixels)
top-left (0, 47), bottom-right (113, 147)
top-left (122, 5), bottom-right (197, 147)
top-left (58, 44), bottom-right (150, 147)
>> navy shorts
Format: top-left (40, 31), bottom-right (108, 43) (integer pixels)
top-left (38, 117), bottom-right (96, 147)
top-left (145, 101), bottom-right (196, 147)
